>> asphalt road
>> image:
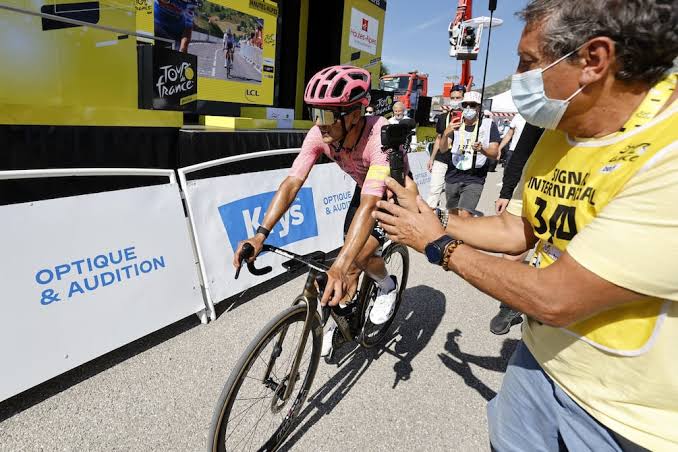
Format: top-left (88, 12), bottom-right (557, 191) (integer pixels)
top-left (189, 32), bottom-right (262, 83)
top-left (0, 169), bottom-right (521, 451)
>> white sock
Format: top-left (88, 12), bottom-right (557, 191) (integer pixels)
top-left (376, 274), bottom-right (395, 292)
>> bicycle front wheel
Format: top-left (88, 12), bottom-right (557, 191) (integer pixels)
top-left (208, 302), bottom-right (322, 452)
top-left (359, 242), bottom-right (410, 348)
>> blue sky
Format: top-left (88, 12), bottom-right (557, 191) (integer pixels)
top-left (381, 0), bottom-right (530, 95)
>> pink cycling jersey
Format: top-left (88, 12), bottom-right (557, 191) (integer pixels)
top-left (289, 116), bottom-right (407, 197)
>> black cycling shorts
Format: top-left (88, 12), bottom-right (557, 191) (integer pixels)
top-left (343, 185), bottom-right (386, 246)
top-left (226, 42), bottom-right (234, 50)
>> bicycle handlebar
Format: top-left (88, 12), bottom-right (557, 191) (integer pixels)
top-left (234, 243), bottom-right (328, 280)
top-left (235, 243), bottom-right (273, 279)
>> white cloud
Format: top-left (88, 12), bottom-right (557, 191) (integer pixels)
top-left (411, 16), bottom-right (446, 32)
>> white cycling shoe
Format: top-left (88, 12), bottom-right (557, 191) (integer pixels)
top-left (321, 317), bottom-right (337, 357)
top-left (369, 276), bottom-right (398, 325)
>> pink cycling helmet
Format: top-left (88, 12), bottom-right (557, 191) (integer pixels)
top-left (304, 65), bottom-right (371, 109)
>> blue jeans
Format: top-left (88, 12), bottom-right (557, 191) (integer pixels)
top-left (487, 341), bottom-right (638, 452)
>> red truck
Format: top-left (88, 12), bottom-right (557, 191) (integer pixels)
top-left (378, 71), bottom-right (428, 116)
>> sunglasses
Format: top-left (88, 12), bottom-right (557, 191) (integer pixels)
top-left (309, 107), bottom-right (361, 126)
top-left (461, 102), bottom-right (479, 109)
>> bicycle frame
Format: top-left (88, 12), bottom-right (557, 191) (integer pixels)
top-left (240, 244), bottom-right (375, 405)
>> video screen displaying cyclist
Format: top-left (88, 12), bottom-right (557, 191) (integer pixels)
top-left (222, 28), bottom-right (236, 76)
top-left (154, 0), bottom-right (196, 52)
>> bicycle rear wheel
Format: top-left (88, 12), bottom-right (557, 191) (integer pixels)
top-left (358, 242), bottom-right (410, 348)
top-left (208, 302), bottom-right (322, 452)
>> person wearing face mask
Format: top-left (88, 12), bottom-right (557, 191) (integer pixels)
top-left (370, 0), bottom-right (678, 449)
top-left (426, 85), bottom-right (465, 208)
top-left (388, 101), bottom-right (418, 151)
top-left (388, 101), bottom-right (409, 124)
top-left (438, 90), bottom-right (501, 217)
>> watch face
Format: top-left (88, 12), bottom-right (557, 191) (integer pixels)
top-left (425, 243), bottom-right (442, 264)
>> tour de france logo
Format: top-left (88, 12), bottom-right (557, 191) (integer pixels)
top-left (156, 62), bottom-right (195, 98)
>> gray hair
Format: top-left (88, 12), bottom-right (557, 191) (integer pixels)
top-left (392, 101), bottom-right (405, 110)
top-left (518, 0), bottom-right (678, 85)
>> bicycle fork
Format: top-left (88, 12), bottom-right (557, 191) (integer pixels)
top-left (264, 269), bottom-right (325, 411)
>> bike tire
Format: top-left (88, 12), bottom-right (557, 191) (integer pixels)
top-left (358, 243), bottom-right (410, 348)
top-left (208, 302), bottom-right (322, 452)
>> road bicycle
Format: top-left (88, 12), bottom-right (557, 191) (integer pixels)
top-left (207, 120), bottom-right (417, 451)
top-left (208, 238), bottom-right (408, 451)
top-left (225, 48), bottom-right (234, 78)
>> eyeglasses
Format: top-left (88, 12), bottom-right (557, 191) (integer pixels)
top-left (461, 102), bottom-right (479, 109)
top-left (366, 109), bottom-right (374, 114)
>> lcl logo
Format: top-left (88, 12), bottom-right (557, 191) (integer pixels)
top-left (245, 89), bottom-right (260, 101)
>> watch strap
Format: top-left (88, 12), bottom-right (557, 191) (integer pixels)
top-left (256, 225), bottom-right (270, 239)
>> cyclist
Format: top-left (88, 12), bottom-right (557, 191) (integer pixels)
top-left (153, 0), bottom-right (195, 53)
top-left (223, 28), bottom-right (236, 72)
top-left (233, 65), bottom-right (407, 354)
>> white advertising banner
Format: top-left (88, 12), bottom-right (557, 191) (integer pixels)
top-left (408, 151), bottom-right (432, 202)
top-left (349, 7), bottom-right (379, 55)
top-left (0, 184), bottom-right (204, 402)
top-left (184, 163), bottom-right (356, 303)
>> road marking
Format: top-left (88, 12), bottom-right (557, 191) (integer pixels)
top-left (212, 48), bottom-right (218, 77)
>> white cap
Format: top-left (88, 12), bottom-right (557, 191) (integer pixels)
top-left (462, 91), bottom-right (481, 105)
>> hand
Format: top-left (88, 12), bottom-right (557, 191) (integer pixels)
top-left (495, 198), bottom-right (509, 215)
top-left (385, 176), bottom-right (420, 213)
top-left (373, 196), bottom-right (446, 253)
top-left (472, 142), bottom-right (483, 152)
top-left (443, 117), bottom-right (462, 136)
top-left (232, 235), bottom-right (264, 269)
top-left (427, 159), bottom-right (434, 172)
top-left (321, 265), bottom-right (350, 306)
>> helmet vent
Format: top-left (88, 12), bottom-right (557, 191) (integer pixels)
top-left (318, 84), bottom-right (328, 98)
top-left (332, 79), bottom-right (347, 98)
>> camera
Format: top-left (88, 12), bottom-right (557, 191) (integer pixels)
top-left (380, 118), bottom-right (416, 149)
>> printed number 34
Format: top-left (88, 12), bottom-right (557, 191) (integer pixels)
top-left (533, 196), bottom-right (577, 243)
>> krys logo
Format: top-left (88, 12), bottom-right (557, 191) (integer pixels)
top-left (218, 188), bottom-right (319, 251)
top-left (156, 62), bottom-right (195, 98)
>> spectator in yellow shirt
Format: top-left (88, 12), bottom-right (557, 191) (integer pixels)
top-left (373, 0), bottom-right (678, 450)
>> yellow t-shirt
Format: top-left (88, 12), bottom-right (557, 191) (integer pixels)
top-left (515, 93), bottom-right (678, 449)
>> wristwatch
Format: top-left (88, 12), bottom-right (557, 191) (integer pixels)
top-left (425, 235), bottom-right (456, 265)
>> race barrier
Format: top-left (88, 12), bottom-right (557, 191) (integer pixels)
top-left (239, 42), bottom-right (263, 73)
top-left (178, 150), bottom-right (356, 320)
top-left (0, 146), bottom-right (432, 401)
top-left (408, 150), bottom-right (432, 202)
top-left (0, 169), bottom-right (205, 402)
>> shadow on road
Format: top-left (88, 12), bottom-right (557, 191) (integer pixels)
top-left (438, 329), bottom-right (518, 401)
top-left (279, 285), bottom-right (446, 451)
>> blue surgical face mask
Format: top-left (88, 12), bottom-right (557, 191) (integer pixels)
top-left (462, 107), bottom-right (478, 121)
top-left (511, 45), bottom-right (587, 130)
top-left (449, 100), bottom-right (462, 110)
